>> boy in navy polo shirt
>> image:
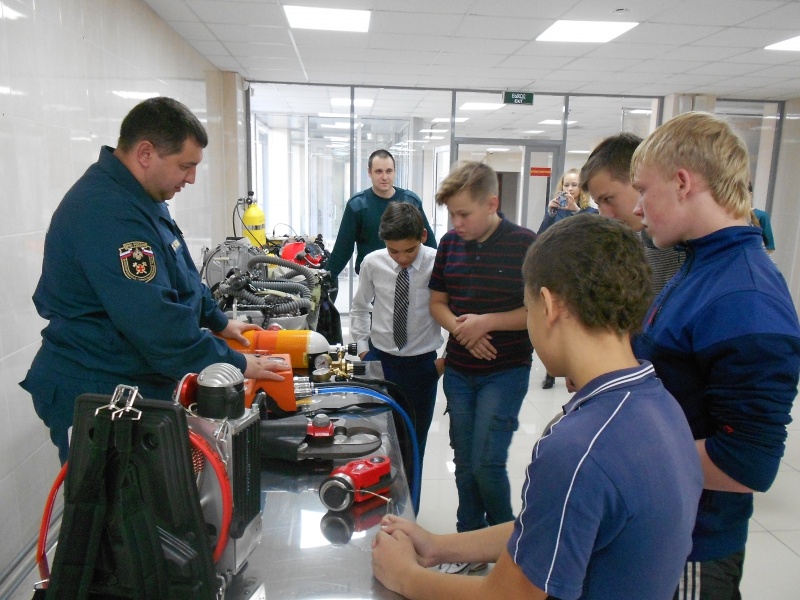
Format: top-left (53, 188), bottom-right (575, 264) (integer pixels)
top-left (372, 215), bottom-right (703, 600)
top-left (426, 161), bottom-right (536, 575)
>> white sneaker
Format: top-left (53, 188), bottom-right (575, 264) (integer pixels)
top-left (437, 562), bottom-right (487, 574)
top-left (437, 562), bottom-right (469, 574)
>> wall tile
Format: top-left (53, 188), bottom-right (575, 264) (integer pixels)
top-left (14, 444), bottom-right (61, 542)
top-left (57, 0), bottom-right (87, 36)
top-left (0, 117), bottom-right (21, 239)
top-left (84, 50), bottom-right (113, 143)
top-left (4, 1), bottom-right (41, 123)
top-left (0, 365), bottom-right (13, 482)
top-left (98, 0), bottom-right (122, 59)
top-left (13, 119), bottom-right (51, 234)
top-left (35, 18), bottom-right (90, 133)
top-left (3, 345), bottom-right (52, 467)
top-left (0, 473), bottom-right (23, 573)
top-left (0, 236), bottom-right (46, 356)
top-left (0, 12), bottom-right (11, 117)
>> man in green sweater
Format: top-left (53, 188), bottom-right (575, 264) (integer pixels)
top-left (326, 149), bottom-right (437, 278)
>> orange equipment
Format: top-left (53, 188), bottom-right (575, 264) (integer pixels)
top-left (225, 329), bottom-right (329, 369)
top-left (223, 329), bottom-right (331, 413)
top-left (177, 354), bottom-right (297, 414)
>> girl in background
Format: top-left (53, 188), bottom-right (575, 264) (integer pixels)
top-left (537, 168), bottom-right (597, 235)
top-left (537, 168), bottom-right (598, 389)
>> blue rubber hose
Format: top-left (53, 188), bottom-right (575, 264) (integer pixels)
top-left (314, 386), bottom-right (421, 514)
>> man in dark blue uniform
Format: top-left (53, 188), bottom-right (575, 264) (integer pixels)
top-left (21, 97), bottom-right (283, 464)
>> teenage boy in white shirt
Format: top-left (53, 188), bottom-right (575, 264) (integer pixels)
top-left (351, 202), bottom-right (443, 465)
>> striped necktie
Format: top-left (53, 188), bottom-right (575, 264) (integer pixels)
top-left (393, 267), bottom-right (409, 350)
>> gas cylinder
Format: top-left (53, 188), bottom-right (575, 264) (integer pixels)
top-left (226, 329), bottom-right (330, 369)
top-left (242, 201), bottom-right (267, 248)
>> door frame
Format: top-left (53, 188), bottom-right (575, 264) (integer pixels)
top-left (452, 137), bottom-right (565, 230)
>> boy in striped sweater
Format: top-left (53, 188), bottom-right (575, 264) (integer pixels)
top-left (426, 161), bottom-right (535, 573)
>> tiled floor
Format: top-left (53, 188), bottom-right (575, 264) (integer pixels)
top-left (416, 352), bottom-right (800, 597)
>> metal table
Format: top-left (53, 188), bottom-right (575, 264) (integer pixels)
top-left (224, 392), bottom-right (414, 600)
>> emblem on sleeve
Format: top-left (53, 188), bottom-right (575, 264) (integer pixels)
top-left (119, 241), bottom-right (156, 282)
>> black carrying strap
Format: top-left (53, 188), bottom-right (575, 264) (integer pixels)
top-left (46, 409), bottom-right (171, 599)
top-left (105, 419), bottom-right (169, 600)
top-left (45, 414), bottom-right (113, 599)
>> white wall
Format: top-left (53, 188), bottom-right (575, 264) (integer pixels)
top-left (0, 0), bottom-right (225, 578)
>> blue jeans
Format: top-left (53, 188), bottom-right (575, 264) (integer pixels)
top-left (443, 364), bottom-right (530, 532)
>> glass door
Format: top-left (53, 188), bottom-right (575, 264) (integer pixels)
top-left (452, 139), bottom-right (563, 232)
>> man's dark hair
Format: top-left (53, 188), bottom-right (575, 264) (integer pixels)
top-left (523, 214), bottom-right (652, 335)
top-left (580, 132), bottom-right (642, 191)
top-left (368, 149), bottom-right (395, 170)
top-left (117, 97), bottom-right (208, 155)
top-left (379, 202), bottom-right (424, 241)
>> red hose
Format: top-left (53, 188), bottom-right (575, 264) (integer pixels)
top-left (36, 431), bottom-right (234, 585)
top-left (36, 461), bottom-right (68, 582)
top-left (188, 429), bottom-right (233, 563)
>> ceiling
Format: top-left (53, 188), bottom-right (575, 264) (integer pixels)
top-left (245, 83), bottom-right (662, 155)
top-left (143, 0), bottom-right (800, 100)
top-left (141, 1), bottom-right (797, 161)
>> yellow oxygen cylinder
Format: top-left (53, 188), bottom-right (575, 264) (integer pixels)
top-left (242, 201), bottom-right (266, 248)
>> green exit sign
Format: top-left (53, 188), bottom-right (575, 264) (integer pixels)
top-left (503, 91), bottom-right (534, 105)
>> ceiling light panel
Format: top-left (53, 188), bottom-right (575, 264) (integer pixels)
top-left (537, 20), bottom-right (638, 43)
top-left (766, 36), bottom-right (800, 51)
top-left (284, 5), bottom-right (371, 33)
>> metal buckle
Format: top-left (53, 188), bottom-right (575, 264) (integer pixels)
top-left (215, 573), bottom-right (227, 600)
top-left (93, 384), bottom-right (143, 420)
top-left (111, 385), bottom-right (143, 421)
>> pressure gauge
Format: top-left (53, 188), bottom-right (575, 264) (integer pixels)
top-left (314, 353), bottom-right (333, 369)
top-left (311, 368), bottom-right (332, 383)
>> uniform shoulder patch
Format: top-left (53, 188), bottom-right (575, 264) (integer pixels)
top-left (119, 241), bottom-right (156, 282)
